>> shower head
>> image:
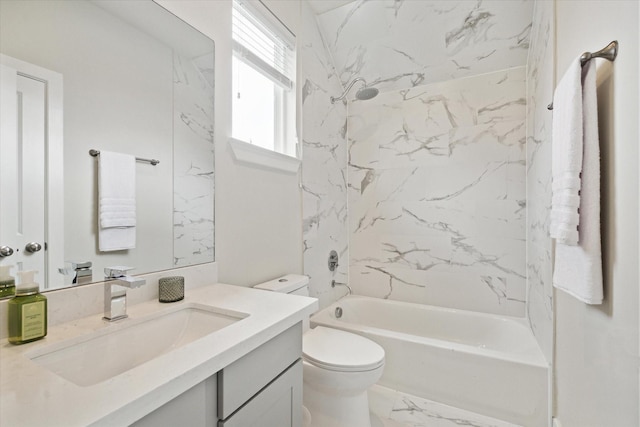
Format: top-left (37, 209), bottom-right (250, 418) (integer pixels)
top-left (355, 86), bottom-right (379, 101)
top-left (331, 77), bottom-right (378, 104)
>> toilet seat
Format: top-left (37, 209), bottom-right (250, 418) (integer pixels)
top-left (303, 326), bottom-right (385, 372)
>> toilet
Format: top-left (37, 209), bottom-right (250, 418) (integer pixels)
top-left (254, 274), bottom-right (385, 427)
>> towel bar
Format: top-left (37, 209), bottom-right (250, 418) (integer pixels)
top-left (89, 149), bottom-right (159, 166)
top-left (547, 40), bottom-right (618, 110)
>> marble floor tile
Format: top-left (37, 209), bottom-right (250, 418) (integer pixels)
top-left (368, 384), bottom-right (521, 427)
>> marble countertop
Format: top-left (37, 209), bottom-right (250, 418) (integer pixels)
top-left (0, 283), bottom-right (318, 427)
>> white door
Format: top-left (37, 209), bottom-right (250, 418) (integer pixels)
top-left (0, 64), bottom-right (46, 281)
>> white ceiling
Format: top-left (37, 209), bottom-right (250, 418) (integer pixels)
top-left (308, 0), bottom-right (357, 15)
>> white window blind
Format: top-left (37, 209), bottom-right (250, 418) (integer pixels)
top-left (232, 0), bottom-right (295, 90)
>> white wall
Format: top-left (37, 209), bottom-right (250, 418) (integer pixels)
top-left (158, 0), bottom-right (304, 287)
top-left (554, 1), bottom-right (639, 426)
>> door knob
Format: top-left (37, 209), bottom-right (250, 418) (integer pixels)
top-left (25, 242), bottom-right (42, 253)
top-left (0, 246), bottom-right (14, 257)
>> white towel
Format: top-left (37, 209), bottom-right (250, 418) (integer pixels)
top-left (100, 198), bottom-right (136, 228)
top-left (552, 60), bottom-right (603, 305)
top-left (98, 151), bottom-right (136, 251)
top-left (550, 58), bottom-right (583, 245)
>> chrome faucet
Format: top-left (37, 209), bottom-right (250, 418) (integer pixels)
top-left (58, 261), bottom-right (93, 285)
top-left (103, 266), bottom-right (146, 321)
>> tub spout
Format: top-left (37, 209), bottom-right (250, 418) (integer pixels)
top-left (331, 280), bottom-right (352, 296)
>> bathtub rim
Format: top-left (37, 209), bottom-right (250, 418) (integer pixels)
top-left (311, 295), bottom-right (548, 368)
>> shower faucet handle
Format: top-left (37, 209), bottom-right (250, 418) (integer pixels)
top-left (328, 250), bottom-right (339, 271)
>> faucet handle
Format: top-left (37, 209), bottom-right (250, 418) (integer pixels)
top-left (104, 266), bottom-right (134, 278)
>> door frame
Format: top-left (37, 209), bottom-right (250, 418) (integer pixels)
top-left (0, 54), bottom-right (63, 290)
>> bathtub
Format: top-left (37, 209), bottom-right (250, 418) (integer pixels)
top-left (310, 296), bottom-right (548, 427)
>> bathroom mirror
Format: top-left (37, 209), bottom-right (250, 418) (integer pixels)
top-left (0, 0), bottom-right (215, 294)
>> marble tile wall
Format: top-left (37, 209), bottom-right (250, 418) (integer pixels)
top-left (525, 0), bottom-right (554, 362)
top-left (317, 0), bottom-right (533, 93)
top-left (300, 1), bottom-right (350, 309)
top-left (348, 67), bottom-right (527, 316)
top-left (173, 52), bottom-right (215, 266)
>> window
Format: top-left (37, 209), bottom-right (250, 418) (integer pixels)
top-left (232, 0), bottom-right (297, 158)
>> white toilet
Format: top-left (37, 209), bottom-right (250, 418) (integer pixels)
top-left (254, 274), bottom-right (385, 427)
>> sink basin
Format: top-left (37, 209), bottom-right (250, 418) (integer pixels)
top-left (29, 304), bottom-right (247, 387)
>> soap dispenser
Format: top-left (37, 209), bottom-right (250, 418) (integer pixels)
top-left (8, 270), bottom-right (47, 344)
top-left (0, 265), bottom-right (15, 298)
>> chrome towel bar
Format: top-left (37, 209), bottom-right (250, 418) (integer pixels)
top-left (89, 149), bottom-right (159, 166)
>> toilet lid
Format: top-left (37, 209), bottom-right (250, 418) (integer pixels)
top-left (303, 326), bottom-right (385, 372)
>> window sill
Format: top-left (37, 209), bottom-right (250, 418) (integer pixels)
top-left (228, 137), bottom-right (301, 174)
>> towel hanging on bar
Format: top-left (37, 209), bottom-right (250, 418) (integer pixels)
top-left (547, 40), bottom-right (618, 110)
top-left (89, 149), bottom-right (160, 166)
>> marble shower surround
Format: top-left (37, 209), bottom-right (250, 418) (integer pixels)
top-left (300, 1), bottom-right (350, 309)
top-left (348, 67), bottom-right (527, 316)
top-left (317, 0), bottom-right (533, 94)
top-left (525, 0), bottom-right (554, 362)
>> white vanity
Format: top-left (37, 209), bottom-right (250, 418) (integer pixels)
top-left (0, 283), bottom-right (317, 426)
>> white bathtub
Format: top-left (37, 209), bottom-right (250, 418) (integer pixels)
top-left (310, 296), bottom-right (548, 427)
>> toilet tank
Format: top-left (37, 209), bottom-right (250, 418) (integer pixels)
top-left (254, 274), bottom-right (310, 297)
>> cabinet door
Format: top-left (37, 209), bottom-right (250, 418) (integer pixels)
top-left (218, 322), bottom-right (301, 418)
top-left (219, 360), bottom-right (302, 427)
top-left (131, 375), bottom-right (217, 427)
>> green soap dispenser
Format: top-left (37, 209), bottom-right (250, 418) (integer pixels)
top-left (8, 270), bottom-right (47, 345)
top-left (0, 265), bottom-right (15, 298)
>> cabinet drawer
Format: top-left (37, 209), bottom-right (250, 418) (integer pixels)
top-left (218, 322), bottom-right (302, 419)
top-left (218, 359), bottom-right (302, 427)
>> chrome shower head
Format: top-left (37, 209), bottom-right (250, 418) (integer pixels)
top-left (331, 77), bottom-right (378, 104)
top-left (355, 86), bottom-right (379, 101)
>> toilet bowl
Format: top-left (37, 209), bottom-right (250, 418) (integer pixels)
top-left (254, 274), bottom-right (385, 427)
top-left (303, 326), bottom-right (384, 427)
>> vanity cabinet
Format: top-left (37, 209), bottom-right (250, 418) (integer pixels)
top-left (131, 376), bottom-right (218, 427)
top-left (219, 360), bottom-right (301, 427)
top-left (218, 322), bottom-right (302, 426)
top-left (131, 323), bottom-right (302, 427)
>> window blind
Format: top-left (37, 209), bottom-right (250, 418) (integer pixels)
top-left (232, 0), bottom-right (295, 90)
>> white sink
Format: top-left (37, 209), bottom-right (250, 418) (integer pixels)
top-left (29, 304), bottom-right (248, 387)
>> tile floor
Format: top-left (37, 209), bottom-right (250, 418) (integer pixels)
top-left (368, 385), bottom-right (521, 427)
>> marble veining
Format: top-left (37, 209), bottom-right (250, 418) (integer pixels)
top-left (525, 0), bottom-right (554, 363)
top-left (173, 52), bottom-right (215, 267)
top-left (300, 2), bottom-right (350, 309)
top-left (348, 67), bottom-right (526, 316)
top-left (316, 0), bottom-right (533, 94)
top-left (369, 385), bottom-right (521, 427)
